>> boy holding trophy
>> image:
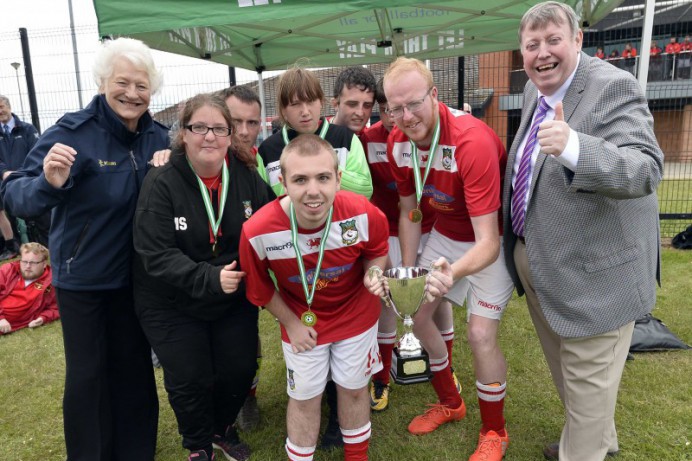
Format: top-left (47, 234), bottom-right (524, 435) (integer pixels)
top-left (383, 57), bottom-right (515, 461)
top-left (240, 135), bottom-right (451, 460)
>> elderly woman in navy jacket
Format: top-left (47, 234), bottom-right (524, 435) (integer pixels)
top-left (2, 38), bottom-right (169, 461)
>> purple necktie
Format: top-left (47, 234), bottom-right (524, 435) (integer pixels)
top-left (511, 96), bottom-right (550, 237)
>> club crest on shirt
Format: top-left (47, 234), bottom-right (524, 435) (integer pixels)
top-left (243, 200), bottom-right (253, 219)
top-left (287, 368), bottom-right (296, 390)
top-left (340, 220), bottom-right (358, 245)
top-left (442, 148), bottom-right (453, 170)
top-left (306, 237), bottom-right (321, 250)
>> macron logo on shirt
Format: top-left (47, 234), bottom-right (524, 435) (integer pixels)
top-left (238, 0), bottom-right (281, 7)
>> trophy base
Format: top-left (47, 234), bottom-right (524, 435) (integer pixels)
top-left (389, 347), bottom-right (432, 385)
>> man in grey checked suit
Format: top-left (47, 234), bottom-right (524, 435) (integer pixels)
top-left (502, 2), bottom-right (663, 460)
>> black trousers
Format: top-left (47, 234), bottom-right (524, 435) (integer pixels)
top-left (55, 287), bottom-right (159, 461)
top-left (137, 301), bottom-right (258, 451)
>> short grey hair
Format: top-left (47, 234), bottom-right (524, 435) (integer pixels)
top-left (0, 95), bottom-right (10, 107)
top-left (519, 1), bottom-right (580, 44)
top-left (92, 37), bottom-right (163, 94)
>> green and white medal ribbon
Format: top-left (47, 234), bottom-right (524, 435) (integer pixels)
top-left (188, 158), bottom-right (229, 256)
top-left (289, 202), bottom-right (334, 327)
top-left (282, 118), bottom-right (330, 145)
top-left (408, 117), bottom-right (441, 223)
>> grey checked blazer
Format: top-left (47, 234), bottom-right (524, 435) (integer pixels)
top-left (502, 52), bottom-right (663, 338)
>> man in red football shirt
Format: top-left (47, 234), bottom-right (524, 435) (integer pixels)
top-left (241, 134), bottom-right (453, 461)
top-left (384, 57), bottom-right (514, 461)
top-left (360, 78), bottom-right (459, 413)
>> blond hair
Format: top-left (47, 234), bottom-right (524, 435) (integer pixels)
top-left (383, 57), bottom-right (433, 90)
top-left (20, 242), bottom-right (49, 261)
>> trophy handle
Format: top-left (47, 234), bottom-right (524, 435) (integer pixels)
top-left (419, 261), bottom-right (444, 305)
top-left (368, 266), bottom-right (400, 315)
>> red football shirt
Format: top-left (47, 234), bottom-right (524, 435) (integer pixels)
top-left (387, 103), bottom-right (507, 242)
top-left (240, 191), bottom-right (389, 344)
top-left (361, 121), bottom-right (435, 236)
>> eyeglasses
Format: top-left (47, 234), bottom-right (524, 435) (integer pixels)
top-left (185, 124), bottom-right (233, 137)
top-left (386, 88), bottom-right (433, 119)
top-left (20, 260), bottom-right (46, 266)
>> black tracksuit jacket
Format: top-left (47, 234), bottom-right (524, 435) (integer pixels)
top-left (133, 149), bottom-right (274, 320)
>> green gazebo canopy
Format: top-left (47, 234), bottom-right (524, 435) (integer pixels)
top-left (93, 0), bottom-right (623, 71)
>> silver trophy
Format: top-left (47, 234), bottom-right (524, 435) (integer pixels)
top-left (383, 267), bottom-right (432, 385)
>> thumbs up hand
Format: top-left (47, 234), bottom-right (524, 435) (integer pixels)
top-left (537, 101), bottom-right (570, 157)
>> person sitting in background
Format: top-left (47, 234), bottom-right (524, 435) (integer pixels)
top-left (594, 47), bottom-right (605, 59)
top-left (607, 49), bottom-right (620, 60)
top-left (0, 242), bottom-right (57, 334)
top-left (271, 117), bottom-right (283, 134)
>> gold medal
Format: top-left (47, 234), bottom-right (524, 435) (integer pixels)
top-left (409, 208), bottom-right (423, 223)
top-left (301, 310), bottom-right (317, 327)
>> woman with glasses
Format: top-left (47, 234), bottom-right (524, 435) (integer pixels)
top-left (133, 92), bottom-right (274, 461)
top-left (2, 38), bottom-right (168, 461)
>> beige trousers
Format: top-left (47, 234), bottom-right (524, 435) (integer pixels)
top-left (514, 240), bottom-right (634, 461)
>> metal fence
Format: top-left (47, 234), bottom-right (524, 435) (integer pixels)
top-left (1, 7), bottom-right (690, 238)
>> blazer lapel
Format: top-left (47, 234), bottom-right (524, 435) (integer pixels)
top-left (561, 52), bottom-right (589, 123)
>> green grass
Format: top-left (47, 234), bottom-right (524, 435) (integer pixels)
top-left (658, 179), bottom-right (692, 238)
top-left (1, 248), bottom-right (690, 460)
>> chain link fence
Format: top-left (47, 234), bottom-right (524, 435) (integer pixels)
top-left (2, 6), bottom-right (690, 238)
